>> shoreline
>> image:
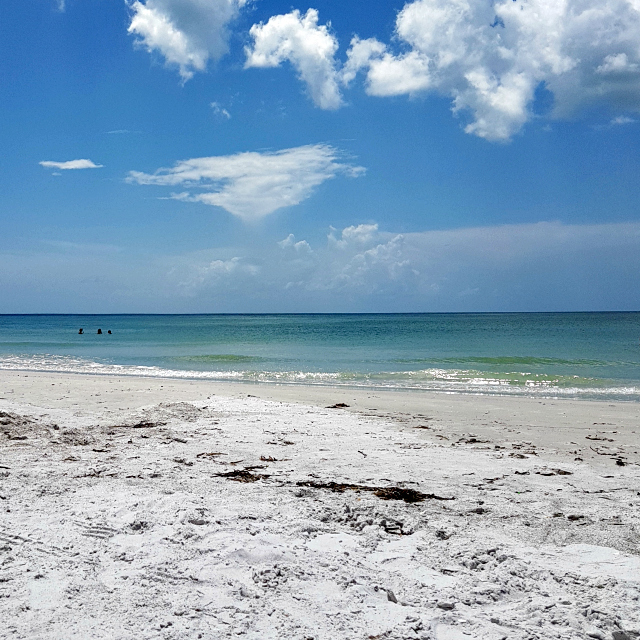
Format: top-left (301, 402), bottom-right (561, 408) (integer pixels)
top-left (4, 367), bottom-right (640, 407)
top-left (2, 369), bottom-right (639, 467)
top-left (4, 366), bottom-right (640, 403)
top-left (1, 370), bottom-right (639, 639)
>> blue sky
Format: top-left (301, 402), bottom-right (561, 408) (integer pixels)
top-left (1, 0), bottom-right (640, 312)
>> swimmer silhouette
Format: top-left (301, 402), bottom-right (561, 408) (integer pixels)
top-left (97, 328), bottom-right (102, 335)
top-left (78, 328), bottom-right (83, 334)
top-left (107, 330), bottom-right (112, 334)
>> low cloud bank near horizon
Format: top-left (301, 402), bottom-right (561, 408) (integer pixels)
top-left (2, 220), bottom-right (640, 313)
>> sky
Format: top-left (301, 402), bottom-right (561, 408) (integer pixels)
top-left (1, 0), bottom-right (640, 313)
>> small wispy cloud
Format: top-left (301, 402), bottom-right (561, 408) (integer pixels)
top-left (106, 129), bottom-right (141, 135)
top-left (40, 159), bottom-right (103, 170)
top-left (210, 102), bottom-right (231, 119)
top-left (611, 115), bottom-right (636, 125)
top-left (56, 0), bottom-right (65, 12)
top-left (40, 240), bottom-right (122, 254)
top-left (127, 144), bottom-right (364, 221)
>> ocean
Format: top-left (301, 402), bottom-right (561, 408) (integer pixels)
top-left (1, 313), bottom-right (639, 401)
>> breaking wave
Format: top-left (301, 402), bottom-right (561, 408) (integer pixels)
top-left (1, 354), bottom-right (639, 401)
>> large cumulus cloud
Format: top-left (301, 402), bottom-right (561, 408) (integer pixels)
top-left (246, 1), bottom-right (640, 140)
top-left (128, 0), bottom-right (246, 81)
top-left (343, 0), bottom-right (640, 140)
top-left (245, 9), bottom-right (342, 110)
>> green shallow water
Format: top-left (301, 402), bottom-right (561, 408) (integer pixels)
top-left (171, 354), bottom-right (265, 363)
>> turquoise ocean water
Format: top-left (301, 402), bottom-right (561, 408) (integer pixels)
top-left (1, 313), bottom-right (639, 401)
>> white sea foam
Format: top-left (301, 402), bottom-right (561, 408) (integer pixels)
top-left (1, 354), bottom-right (639, 400)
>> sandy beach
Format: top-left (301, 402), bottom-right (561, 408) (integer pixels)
top-left (1, 370), bottom-right (639, 639)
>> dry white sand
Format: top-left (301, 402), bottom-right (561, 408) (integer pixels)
top-left (1, 371), bottom-right (639, 640)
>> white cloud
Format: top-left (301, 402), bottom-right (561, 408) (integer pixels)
top-left (56, 0), bottom-right (66, 12)
top-left (210, 101), bottom-right (231, 119)
top-left (166, 220), bottom-right (640, 311)
top-left (611, 115), bottom-right (636, 125)
top-left (310, 220), bottom-right (640, 303)
top-left (128, 0), bottom-right (246, 81)
top-left (321, 233), bottom-right (418, 295)
top-left (40, 240), bottom-right (122, 254)
top-left (596, 53), bottom-right (639, 75)
top-left (340, 37), bottom-right (386, 87)
top-left (342, 0), bottom-right (640, 140)
top-left (5, 221), bottom-right (640, 312)
top-left (245, 9), bottom-right (342, 110)
top-left (127, 144), bottom-right (364, 221)
top-left (278, 234), bottom-right (312, 253)
top-left (355, 50), bottom-right (432, 98)
top-left (177, 256), bottom-right (262, 293)
top-left (329, 223), bottom-right (379, 248)
top-left (126, 0), bottom-right (640, 139)
top-left (245, 1), bottom-right (640, 140)
top-left (39, 159), bottom-right (103, 170)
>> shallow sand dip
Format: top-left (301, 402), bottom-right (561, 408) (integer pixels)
top-left (1, 370), bottom-right (639, 639)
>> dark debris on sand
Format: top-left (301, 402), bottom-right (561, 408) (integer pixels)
top-left (211, 467), bottom-right (454, 502)
top-left (213, 468), bottom-right (270, 483)
top-left (295, 480), bottom-right (454, 503)
top-left (110, 421), bottom-right (167, 429)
